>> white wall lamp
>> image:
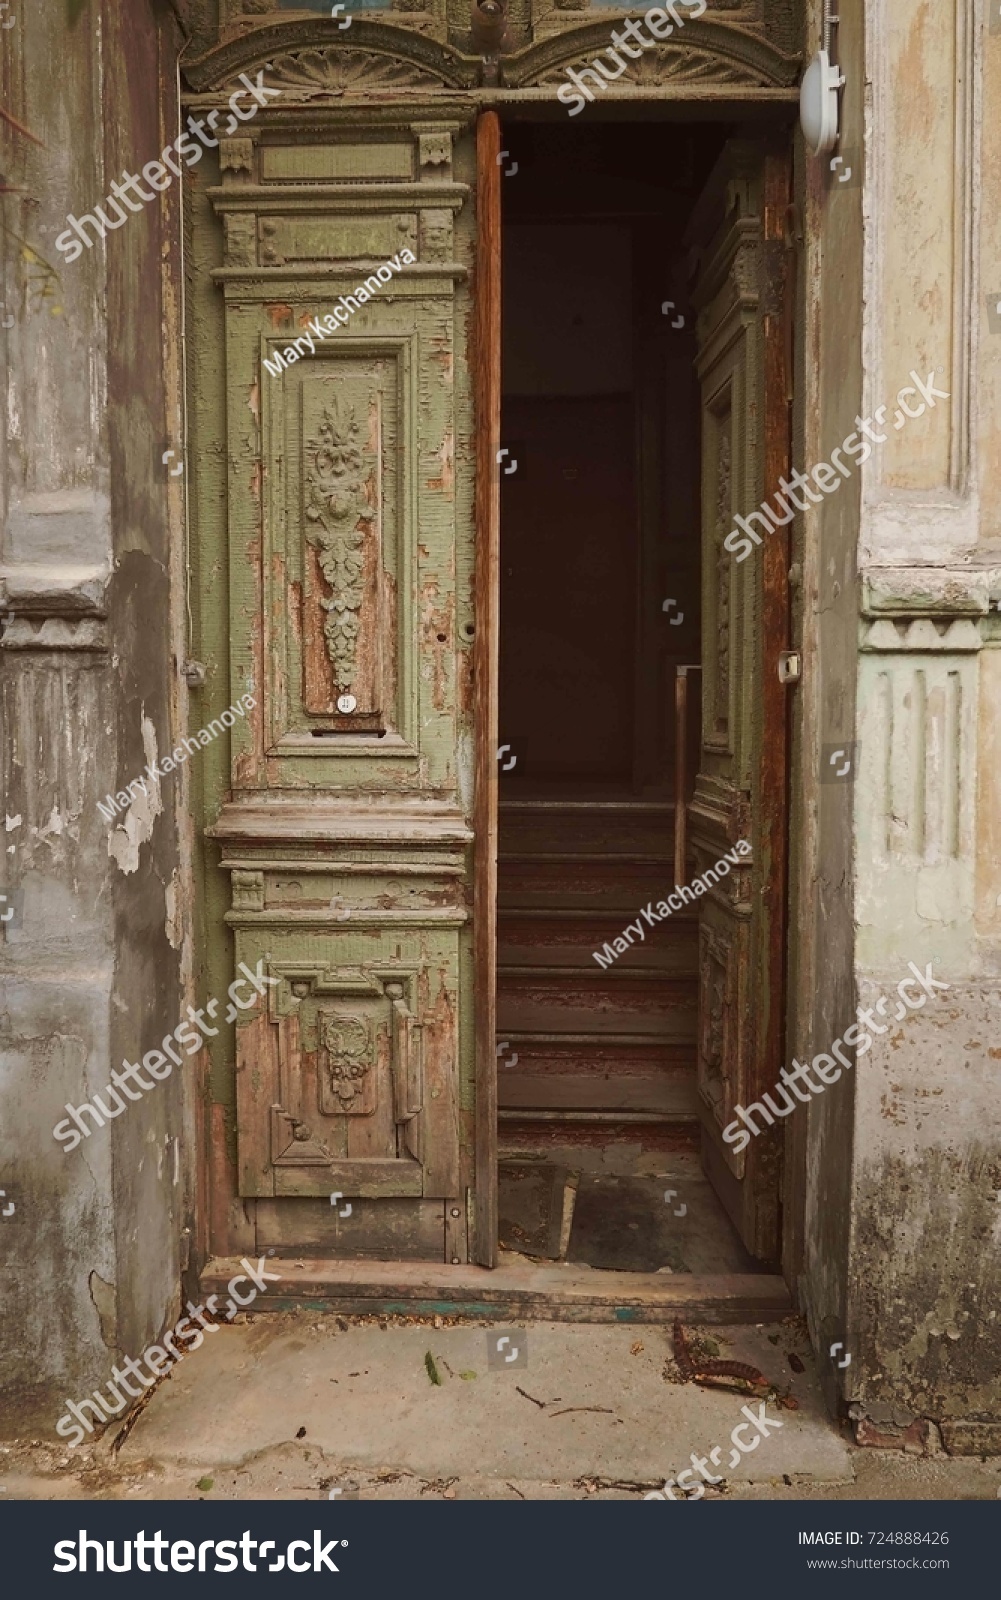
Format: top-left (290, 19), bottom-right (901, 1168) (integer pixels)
top-left (800, 2), bottom-right (845, 157)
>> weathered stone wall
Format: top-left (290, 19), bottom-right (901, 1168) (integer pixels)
top-left (0, 0), bottom-right (189, 1433)
top-left (844, 0), bottom-right (1001, 1443)
top-left (790, 0), bottom-right (1001, 1439)
top-left (778, 0), bottom-right (1001, 1440)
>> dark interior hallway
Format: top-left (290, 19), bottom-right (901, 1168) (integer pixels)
top-left (494, 123), bottom-right (758, 1274)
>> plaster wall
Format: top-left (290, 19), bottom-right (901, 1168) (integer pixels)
top-left (0, 0), bottom-right (190, 1433)
top-left (845, 0), bottom-right (1001, 1439)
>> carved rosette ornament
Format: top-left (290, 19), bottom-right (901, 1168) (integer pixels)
top-left (264, 47), bottom-right (449, 94)
top-left (534, 47), bottom-right (765, 91)
top-left (304, 398), bottom-right (374, 691)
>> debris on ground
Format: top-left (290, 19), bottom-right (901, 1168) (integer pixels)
top-left (672, 1320), bottom-right (771, 1396)
top-left (548, 1407), bottom-right (616, 1420)
top-left (420, 1476), bottom-right (458, 1497)
top-left (515, 1385), bottom-right (546, 1409)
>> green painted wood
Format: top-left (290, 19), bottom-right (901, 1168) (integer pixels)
top-left (188, 115), bottom-right (478, 1250)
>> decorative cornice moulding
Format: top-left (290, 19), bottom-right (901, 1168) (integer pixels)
top-left (183, 20), bottom-right (480, 93)
top-left (502, 17), bottom-right (799, 92)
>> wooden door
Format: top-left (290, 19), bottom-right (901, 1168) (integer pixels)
top-left (472, 109), bottom-right (501, 1266)
top-left (191, 107), bottom-right (482, 1249)
top-left (685, 139), bottom-right (792, 1261)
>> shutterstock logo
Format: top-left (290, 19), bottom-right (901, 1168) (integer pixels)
top-left (53, 1530), bottom-right (347, 1573)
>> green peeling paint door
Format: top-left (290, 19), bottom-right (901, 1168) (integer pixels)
top-left (191, 111), bottom-right (479, 1244)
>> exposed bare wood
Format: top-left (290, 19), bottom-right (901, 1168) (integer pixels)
top-left (275, 1161), bottom-right (424, 1198)
top-left (208, 1101), bottom-right (256, 1258)
top-left (208, 796), bottom-right (473, 846)
top-left (472, 109), bottom-right (502, 1268)
top-left (759, 138), bottom-right (794, 1191)
top-left (686, 137), bottom-right (793, 1262)
top-left (673, 665), bottom-right (702, 885)
top-left (499, 1108), bottom-right (695, 1126)
top-left (443, 1196), bottom-right (467, 1265)
top-left (255, 1197), bottom-right (446, 1260)
top-left (200, 1255), bottom-right (792, 1324)
top-left (497, 1071), bottom-right (699, 1115)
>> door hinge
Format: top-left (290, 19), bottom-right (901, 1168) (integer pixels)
top-left (778, 650), bottom-right (801, 684)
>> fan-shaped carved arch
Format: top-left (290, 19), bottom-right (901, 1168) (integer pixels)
top-left (182, 18), bottom-right (480, 95)
top-left (501, 19), bottom-right (800, 91)
top-left (261, 44), bottom-right (453, 93)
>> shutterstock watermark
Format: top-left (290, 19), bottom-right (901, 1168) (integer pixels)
top-left (55, 1255), bottom-right (282, 1449)
top-left (52, 962), bottom-right (279, 1152)
top-left (558, 0), bottom-right (706, 116)
top-left (593, 840), bottom-right (750, 969)
top-left (56, 73), bottom-right (282, 262)
top-left (723, 962), bottom-right (951, 1155)
top-left (725, 372), bottom-right (950, 563)
top-left (644, 1400), bottom-right (784, 1500)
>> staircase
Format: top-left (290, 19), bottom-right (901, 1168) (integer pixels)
top-left (497, 798), bottom-right (700, 1154)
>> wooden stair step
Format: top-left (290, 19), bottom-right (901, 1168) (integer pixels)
top-left (496, 1029), bottom-right (691, 1058)
top-left (201, 1255), bottom-right (792, 1324)
top-left (500, 947), bottom-right (697, 976)
top-left (499, 800), bottom-right (675, 859)
top-left (499, 909), bottom-right (697, 974)
top-left (499, 860), bottom-right (684, 912)
top-left (497, 1068), bottom-right (698, 1116)
top-left (498, 961), bottom-right (691, 981)
top-left (498, 1010), bottom-right (696, 1040)
top-left (498, 1111), bottom-right (701, 1155)
top-left (498, 971), bottom-right (697, 1040)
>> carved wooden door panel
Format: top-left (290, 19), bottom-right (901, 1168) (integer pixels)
top-left (192, 101), bottom-right (478, 1222)
top-left (686, 139), bottom-right (792, 1261)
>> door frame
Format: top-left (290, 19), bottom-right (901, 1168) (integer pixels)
top-left (476, 114), bottom-right (797, 1272)
top-left (472, 108), bottom-right (502, 1268)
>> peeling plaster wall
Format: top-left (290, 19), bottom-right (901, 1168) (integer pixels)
top-left (785, 0), bottom-right (1000, 1438)
top-left (843, 0), bottom-right (1001, 1439)
top-left (0, 1), bottom-right (189, 1433)
top-left (851, 983), bottom-right (1001, 1425)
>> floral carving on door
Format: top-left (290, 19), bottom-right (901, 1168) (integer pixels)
top-left (305, 397), bottom-right (374, 691)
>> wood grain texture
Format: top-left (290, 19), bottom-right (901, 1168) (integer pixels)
top-left (255, 1197), bottom-right (446, 1260)
top-left (200, 1255), bottom-right (791, 1324)
top-left (684, 137), bottom-right (792, 1262)
top-left (472, 110), bottom-right (502, 1268)
top-left (497, 1071), bottom-right (699, 1115)
top-left (757, 139), bottom-right (793, 1237)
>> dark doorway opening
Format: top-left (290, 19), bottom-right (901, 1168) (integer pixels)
top-left (495, 121), bottom-right (764, 1276)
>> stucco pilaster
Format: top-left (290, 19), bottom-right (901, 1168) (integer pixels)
top-left (844, 0), bottom-right (1001, 1438)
